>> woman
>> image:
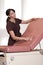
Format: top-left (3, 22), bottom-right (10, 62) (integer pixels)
top-left (6, 9), bottom-right (35, 46)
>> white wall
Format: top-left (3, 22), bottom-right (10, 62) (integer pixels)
top-left (23, 0), bottom-right (43, 20)
top-left (0, 0), bottom-right (5, 29)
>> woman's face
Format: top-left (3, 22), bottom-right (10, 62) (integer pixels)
top-left (9, 10), bottom-right (16, 18)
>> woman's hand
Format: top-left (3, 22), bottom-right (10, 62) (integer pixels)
top-left (30, 18), bottom-right (39, 22)
top-left (24, 37), bottom-right (32, 41)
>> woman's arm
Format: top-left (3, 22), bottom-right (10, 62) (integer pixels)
top-left (9, 30), bottom-right (31, 41)
top-left (21, 18), bottom-right (37, 24)
top-left (21, 20), bottom-right (32, 24)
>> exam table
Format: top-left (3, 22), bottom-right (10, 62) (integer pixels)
top-left (0, 18), bottom-right (43, 65)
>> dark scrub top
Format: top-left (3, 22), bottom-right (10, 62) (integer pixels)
top-left (6, 17), bottom-right (22, 46)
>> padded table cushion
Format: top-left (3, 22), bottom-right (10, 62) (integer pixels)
top-left (0, 18), bottom-right (43, 52)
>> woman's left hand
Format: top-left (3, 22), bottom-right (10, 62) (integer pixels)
top-left (30, 18), bottom-right (39, 23)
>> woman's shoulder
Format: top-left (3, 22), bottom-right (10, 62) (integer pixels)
top-left (15, 18), bottom-right (21, 20)
top-left (15, 18), bottom-right (22, 24)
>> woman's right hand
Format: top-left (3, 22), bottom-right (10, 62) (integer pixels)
top-left (24, 37), bottom-right (32, 41)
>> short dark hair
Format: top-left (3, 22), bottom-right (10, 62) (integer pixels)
top-left (6, 9), bottom-right (15, 16)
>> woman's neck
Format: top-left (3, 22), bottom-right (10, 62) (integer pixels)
top-left (9, 18), bottom-right (16, 23)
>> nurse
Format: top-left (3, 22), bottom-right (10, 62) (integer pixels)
top-left (6, 9), bottom-right (35, 46)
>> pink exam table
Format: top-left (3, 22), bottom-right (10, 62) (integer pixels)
top-left (0, 18), bottom-right (43, 65)
top-left (0, 18), bottom-right (43, 52)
